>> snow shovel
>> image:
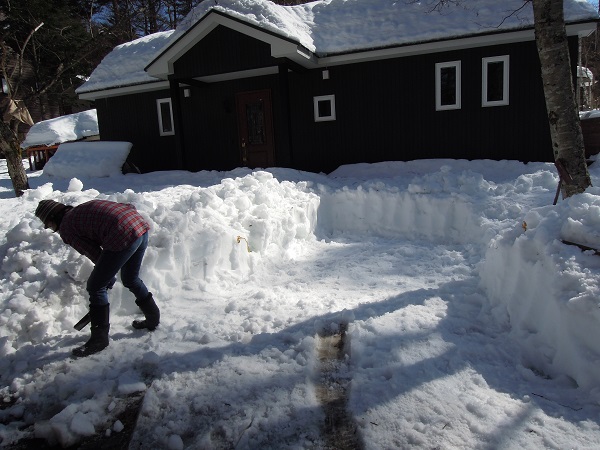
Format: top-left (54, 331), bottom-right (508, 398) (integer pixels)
top-left (73, 276), bottom-right (116, 330)
top-left (74, 313), bottom-right (90, 331)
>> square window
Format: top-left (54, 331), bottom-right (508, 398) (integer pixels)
top-left (482, 55), bottom-right (509, 107)
top-left (156, 98), bottom-right (175, 136)
top-left (436, 61), bottom-right (461, 111)
top-left (314, 95), bottom-right (336, 122)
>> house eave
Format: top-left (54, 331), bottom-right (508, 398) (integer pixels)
top-left (175, 66), bottom-right (280, 84)
top-left (317, 21), bottom-right (597, 66)
top-left (77, 80), bottom-right (170, 101)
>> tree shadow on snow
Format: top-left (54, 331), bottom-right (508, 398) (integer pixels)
top-left (136, 271), bottom-right (600, 448)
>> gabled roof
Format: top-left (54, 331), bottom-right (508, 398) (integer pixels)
top-left (166, 0), bottom-right (597, 55)
top-left (78, 0), bottom-right (598, 98)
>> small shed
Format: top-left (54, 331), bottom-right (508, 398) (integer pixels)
top-left (21, 110), bottom-right (99, 170)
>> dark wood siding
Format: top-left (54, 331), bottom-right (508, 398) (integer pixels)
top-left (581, 116), bottom-right (600, 157)
top-left (95, 89), bottom-right (178, 173)
top-left (286, 39), bottom-right (558, 173)
top-left (174, 26), bottom-right (278, 78)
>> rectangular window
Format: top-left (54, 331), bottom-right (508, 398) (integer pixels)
top-left (436, 61), bottom-right (461, 111)
top-left (156, 98), bottom-right (174, 136)
top-left (482, 55), bottom-right (509, 107)
top-left (314, 95), bottom-right (336, 122)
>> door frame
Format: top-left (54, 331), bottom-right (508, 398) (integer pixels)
top-left (235, 89), bottom-right (275, 168)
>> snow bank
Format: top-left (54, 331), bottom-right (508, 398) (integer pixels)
top-left (42, 142), bottom-right (132, 178)
top-left (319, 165), bottom-right (499, 244)
top-left (133, 172), bottom-right (320, 295)
top-left (479, 187), bottom-right (600, 390)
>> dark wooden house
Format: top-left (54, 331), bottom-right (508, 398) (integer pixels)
top-left (76, 0), bottom-right (599, 174)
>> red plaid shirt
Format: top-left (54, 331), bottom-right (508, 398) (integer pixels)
top-left (59, 200), bottom-right (150, 263)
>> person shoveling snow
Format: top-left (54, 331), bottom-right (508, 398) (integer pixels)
top-left (34, 199), bottom-right (160, 357)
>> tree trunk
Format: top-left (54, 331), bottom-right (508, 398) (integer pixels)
top-left (0, 121), bottom-right (30, 197)
top-left (532, 0), bottom-right (591, 199)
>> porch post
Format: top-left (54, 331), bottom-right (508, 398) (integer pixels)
top-left (278, 63), bottom-right (294, 166)
top-left (169, 78), bottom-right (186, 169)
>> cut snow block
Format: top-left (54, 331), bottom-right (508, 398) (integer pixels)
top-left (43, 141), bottom-right (132, 178)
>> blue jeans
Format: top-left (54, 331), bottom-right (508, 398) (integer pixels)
top-left (87, 232), bottom-right (150, 306)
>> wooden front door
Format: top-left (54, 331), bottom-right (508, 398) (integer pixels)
top-left (235, 89), bottom-right (275, 168)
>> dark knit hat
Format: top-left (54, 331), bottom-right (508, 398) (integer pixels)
top-left (35, 200), bottom-right (68, 224)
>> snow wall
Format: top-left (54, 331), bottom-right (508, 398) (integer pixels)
top-left (479, 195), bottom-right (600, 391)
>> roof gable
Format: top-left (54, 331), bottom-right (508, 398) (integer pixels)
top-left (173, 25), bottom-right (278, 79)
top-left (145, 9), bottom-right (311, 80)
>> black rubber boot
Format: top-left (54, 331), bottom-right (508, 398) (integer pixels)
top-left (72, 304), bottom-right (110, 358)
top-left (132, 293), bottom-right (160, 331)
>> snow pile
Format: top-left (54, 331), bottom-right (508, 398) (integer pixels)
top-left (480, 190), bottom-right (600, 390)
top-left (130, 171), bottom-right (320, 295)
top-left (1, 154), bottom-right (600, 448)
top-left (42, 142), bottom-right (132, 178)
top-left (20, 110), bottom-right (98, 148)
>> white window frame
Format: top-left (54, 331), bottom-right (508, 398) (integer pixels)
top-left (313, 95), bottom-right (336, 122)
top-left (482, 55), bottom-right (510, 107)
top-left (435, 61), bottom-right (461, 111)
top-left (156, 98), bottom-right (175, 136)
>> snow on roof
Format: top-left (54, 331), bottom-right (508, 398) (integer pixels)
top-left (77, 0), bottom-right (598, 94)
top-left (76, 31), bottom-right (174, 94)
top-left (175, 0), bottom-right (597, 55)
top-left (20, 109), bottom-right (99, 149)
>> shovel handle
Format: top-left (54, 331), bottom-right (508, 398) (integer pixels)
top-left (74, 313), bottom-right (90, 331)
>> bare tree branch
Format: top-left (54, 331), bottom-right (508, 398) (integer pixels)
top-left (496, 1), bottom-right (530, 28)
top-left (5, 22), bottom-right (44, 97)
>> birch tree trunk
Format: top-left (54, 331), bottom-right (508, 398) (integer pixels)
top-left (532, 0), bottom-right (591, 198)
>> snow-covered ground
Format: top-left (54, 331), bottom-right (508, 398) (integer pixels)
top-left (1, 147), bottom-right (600, 449)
